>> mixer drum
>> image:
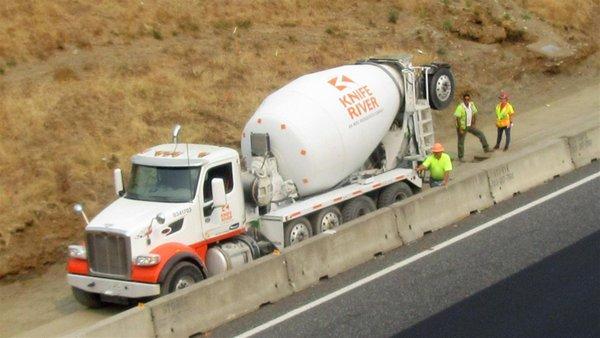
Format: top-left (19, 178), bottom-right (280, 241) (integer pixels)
top-left (241, 64), bottom-right (403, 197)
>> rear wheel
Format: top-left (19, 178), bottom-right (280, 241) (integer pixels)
top-left (342, 196), bottom-right (376, 222)
top-left (311, 206), bottom-right (343, 234)
top-left (160, 261), bottom-right (204, 295)
top-left (72, 287), bottom-right (104, 308)
top-left (284, 217), bottom-right (313, 247)
top-left (377, 182), bottom-right (413, 208)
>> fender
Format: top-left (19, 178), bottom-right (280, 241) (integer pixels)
top-left (157, 252), bottom-right (208, 283)
top-left (131, 242), bottom-right (207, 283)
top-left (66, 258), bottom-right (89, 275)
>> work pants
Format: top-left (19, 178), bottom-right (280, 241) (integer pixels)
top-left (495, 126), bottom-right (511, 149)
top-left (457, 126), bottom-right (489, 159)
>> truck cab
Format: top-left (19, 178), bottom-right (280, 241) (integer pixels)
top-left (67, 140), bottom-right (253, 307)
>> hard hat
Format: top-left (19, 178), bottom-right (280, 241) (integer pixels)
top-left (431, 143), bottom-right (444, 153)
top-left (498, 91), bottom-right (509, 99)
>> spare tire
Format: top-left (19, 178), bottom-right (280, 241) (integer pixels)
top-left (428, 67), bottom-right (455, 110)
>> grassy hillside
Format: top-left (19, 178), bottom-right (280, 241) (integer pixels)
top-left (0, 0), bottom-right (597, 278)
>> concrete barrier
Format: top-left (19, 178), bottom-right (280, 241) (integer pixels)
top-left (485, 138), bottom-right (574, 202)
top-left (75, 127), bottom-right (595, 337)
top-left (67, 306), bottom-right (154, 338)
top-left (392, 204), bottom-right (423, 244)
top-left (391, 169), bottom-right (493, 234)
top-left (150, 254), bottom-right (293, 338)
top-left (284, 208), bottom-right (403, 292)
top-left (567, 126), bottom-right (600, 168)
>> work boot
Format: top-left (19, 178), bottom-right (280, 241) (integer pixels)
top-left (503, 146), bottom-right (509, 152)
top-left (493, 145), bottom-right (500, 150)
top-left (484, 147), bottom-right (492, 153)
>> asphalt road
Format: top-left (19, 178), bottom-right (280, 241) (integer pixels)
top-left (210, 162), bottom-right (600, 338)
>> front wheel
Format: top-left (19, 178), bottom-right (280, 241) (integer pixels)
top-left (72, 287), bottom-right (104, 308)
top-left (160, 261), bottom-right (204, 295)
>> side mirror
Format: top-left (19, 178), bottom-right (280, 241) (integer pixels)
top-left (113, 168), bottom-right (124, 196)
top-left (211, 178), bottom-right (227, 208)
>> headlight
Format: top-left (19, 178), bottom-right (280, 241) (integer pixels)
top-left (68, 245), bottom-right (87, 259)
top-left (134, 254), bottom-right (161, 266)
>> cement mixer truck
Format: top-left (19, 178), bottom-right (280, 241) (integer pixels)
top-left (66, 56), bottom-right (455, 307)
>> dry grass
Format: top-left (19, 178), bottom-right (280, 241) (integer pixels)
top-left (523, 0), bottom-right (598, 32)
top-left (0, 0), bottom-right (597, 278)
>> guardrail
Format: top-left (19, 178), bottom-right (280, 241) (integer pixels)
top-left (68, 125), bottom-right (599, 338)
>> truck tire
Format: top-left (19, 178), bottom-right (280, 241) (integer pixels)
top-left (310, 206), bottom-right (343, 234)
top-left (284, 217), bottom-right (313, 247)
top-left (428, 67), bottom-right (455, 110)
top-left (377, 182), bottom-right (413, 208)
top-left (342, 196), bottom-right (376, 222)
top-left (72, 287), bottom-right (104, 308)
top-left (160, 261), bottom-right (204, 295)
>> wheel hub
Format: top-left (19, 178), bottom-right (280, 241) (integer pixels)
top-left (174, 276), bottom-right (195, 290)
top-left (435, 74), bottom-right (452, 101)
top-left (320, 212), bottom-right (341, 232)
top-left (289, 223), bottom-right (310, 244)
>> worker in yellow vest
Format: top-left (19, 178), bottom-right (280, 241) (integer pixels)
top-left (454, 92), bottom-right (491, 161)
top-left (494, 91), bottom-right (515, 151)
top-left (417, 143), bottom-right (452, 187)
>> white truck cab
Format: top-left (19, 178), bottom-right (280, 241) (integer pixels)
top-left (67, 139), bottom-right (256, 306)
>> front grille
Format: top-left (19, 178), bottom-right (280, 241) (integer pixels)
top-left (86, 231), bottom-right (131, 279)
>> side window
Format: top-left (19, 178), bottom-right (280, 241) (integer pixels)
top-left (203, 162), bottom-right (234, 202)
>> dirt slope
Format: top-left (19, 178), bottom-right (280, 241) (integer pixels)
top-left (0, 0), bottom-right (598, 278)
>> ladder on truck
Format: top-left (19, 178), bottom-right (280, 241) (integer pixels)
top-left (414, 101), bottom-right (434, 156)
top-left (401, 68), bottom-right (435, 161)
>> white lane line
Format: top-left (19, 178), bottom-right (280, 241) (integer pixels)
top-left (237, 171), bottom-right (600, 338)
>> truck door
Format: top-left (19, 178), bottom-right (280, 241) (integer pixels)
top-left (200, 162), bottom-right (241, 239)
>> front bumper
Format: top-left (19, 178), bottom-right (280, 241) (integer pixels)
top-left (67, 274), bottom-right (161, 298)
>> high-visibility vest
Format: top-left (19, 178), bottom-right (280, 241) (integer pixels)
top-left (495, 102), bottom-right (514, 128)
top-left (454, 102), bottom-right (477, 130)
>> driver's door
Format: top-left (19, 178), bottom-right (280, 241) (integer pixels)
top-left (200, 161), bottom-right (240, 239)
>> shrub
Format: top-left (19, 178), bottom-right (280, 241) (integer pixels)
top-left (388, 10), bottom-right (399, 24)
top-left (236, 19), bottom-right (252, 29)
top-left (152, 28), bottom-right (163, 40)
top-left (442, 20), bottom-right (453, 31)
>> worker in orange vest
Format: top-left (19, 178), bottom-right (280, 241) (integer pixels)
top-left (494, 91), bottom-right (515, 151)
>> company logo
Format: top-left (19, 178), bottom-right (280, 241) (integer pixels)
top-left (329, 75), bottom-right (381, 121)
top-left (220, 204), bottom-right (233, 222)
top-left (328, 75), bottom-right (355, 91)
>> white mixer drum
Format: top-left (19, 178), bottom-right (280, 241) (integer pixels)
top-left (241, 64), bottom-right (402, 197)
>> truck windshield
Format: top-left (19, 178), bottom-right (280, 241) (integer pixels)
top-left (125, 165), bottom-right (201, 203)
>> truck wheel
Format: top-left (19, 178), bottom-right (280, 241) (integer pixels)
top-left (428, 67), bottom-right (455, 110)
top-left (284, 217), bottom-right (313, 247)
top-left (161, 261), bottom-right (204, 295)
top-left (342, 196), bottom-right (376, 222)
top-left (311, 206), bottom-right (343, 234)
top-left (377, 182), bottom-right (413, 208)
top-left (72, 287), bottom-right (104, 308)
